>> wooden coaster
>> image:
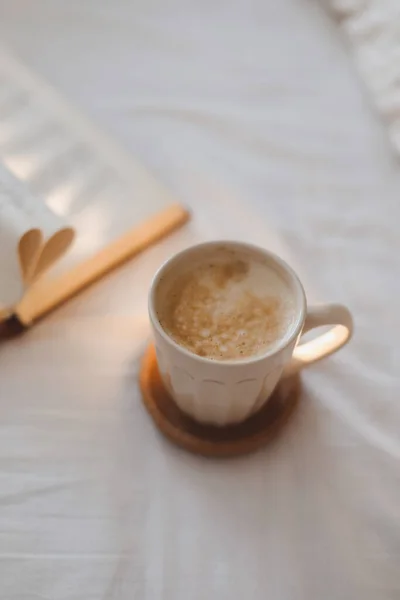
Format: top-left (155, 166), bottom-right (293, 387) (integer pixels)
top-left (140, 345), bottom-right (301, 458)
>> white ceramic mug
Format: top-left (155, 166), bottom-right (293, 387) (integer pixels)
top-left (148, 241), bottom-right (353, 426)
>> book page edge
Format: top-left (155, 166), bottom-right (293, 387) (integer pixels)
top-left (15, 203), bottom-right (190, 325)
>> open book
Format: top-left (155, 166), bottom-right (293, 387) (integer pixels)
top-left (0, 47), bottom-right (189, 326)
top-left (0, 162), bottom-right (188, 326)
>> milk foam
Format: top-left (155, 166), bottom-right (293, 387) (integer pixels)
top-left (157, 249), bottom-right (296, 361)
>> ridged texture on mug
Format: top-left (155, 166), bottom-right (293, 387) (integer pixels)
top-left (156, 346), bottom-right (284, 425)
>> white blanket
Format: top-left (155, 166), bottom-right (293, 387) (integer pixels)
top-left (328, 0), bottom-right (400, 155)
top-left (0, 2), bottom-right (398, 599)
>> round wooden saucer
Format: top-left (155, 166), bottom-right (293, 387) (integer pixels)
top-left (140, 345), bottom-right (300, 458)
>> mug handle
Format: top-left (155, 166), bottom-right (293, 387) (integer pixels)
top-left (284, 304), bottom-right (353, 377)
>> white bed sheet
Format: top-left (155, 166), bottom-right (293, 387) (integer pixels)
top-left (0, 1), bottom-right (398, 599)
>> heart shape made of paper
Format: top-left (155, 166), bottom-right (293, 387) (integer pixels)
top-left (18, 226), bottom-right (75, 285)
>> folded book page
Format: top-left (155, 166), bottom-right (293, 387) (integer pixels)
top-left (0, 162), bottom-right (73, 318)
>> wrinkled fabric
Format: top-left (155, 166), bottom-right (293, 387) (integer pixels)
top-left (0, 1), bottom-right (398, 599)
top-left (327, 0), bottom-right (400, 156)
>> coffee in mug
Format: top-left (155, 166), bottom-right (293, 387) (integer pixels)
top-left (149, 241), bottom-right (353, 425)
top-left (156, 245), bottom-right (296, 361)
